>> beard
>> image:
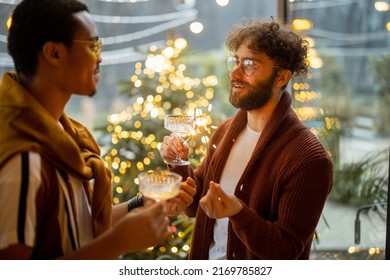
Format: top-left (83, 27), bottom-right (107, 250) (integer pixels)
top-left (229, 70), bottom-right (277, 111)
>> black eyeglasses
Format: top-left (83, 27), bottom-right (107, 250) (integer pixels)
top-left (72, 39), bottom-right (102, 60)
top-left (226, 56), bottom-right (279, 76)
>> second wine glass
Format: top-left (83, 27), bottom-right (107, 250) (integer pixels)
top-left (138, 170), bottom-right (182, 202)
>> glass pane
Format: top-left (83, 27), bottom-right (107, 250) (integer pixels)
top-left (286, 0), bottom-right (390, 259)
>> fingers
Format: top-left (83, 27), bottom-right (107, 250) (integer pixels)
top-left (181, 177), bottom-right (197, 196)
top-left (159, 134), bottom-right (189, 160)
top-left (185, 177), bottom-right (197, 190)
top-left (200, 181), bottom-right (237, 219)
top-left (204, 181), bottom-right (222, 218)
top-left (165, 177), bottom-right (197, 215)
top-left (159, 135), bottom-right (178, 160)
top-left (179, 177), bottom-right (197, 204)
top-left (210, 181), bottom-right (227, 207)
top-left (199, 185), bottom-right (215, 218)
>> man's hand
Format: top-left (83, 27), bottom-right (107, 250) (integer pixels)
top-left (159, 134), bottom-right (190, 162)
top-left (165, 177), bottom-right (197, 215)
top-left (199, 181), bottom-right (243, 219)
top-left (112, 201), bottom-right (172, 254)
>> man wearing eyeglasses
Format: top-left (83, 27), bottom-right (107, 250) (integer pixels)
top-left (0, 0), bottom-right (196, 259)
top-left (159, 18), bottom-right (333, 259)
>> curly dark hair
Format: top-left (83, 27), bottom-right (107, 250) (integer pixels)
top-left (7, 0), bottom-right (88, 77)
top-left (226, 18), bottom-right (309, 77)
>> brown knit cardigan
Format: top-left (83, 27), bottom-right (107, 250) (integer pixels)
top-left (171, 91), bottom-right (333, 259)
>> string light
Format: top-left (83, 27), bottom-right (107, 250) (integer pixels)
top-left (0, 2), bottom-right (199, 67)
top-left (216, 0), bottom-right (229, 7)
top-left (102, 14), bottom-right (197, 45)
top-left (98, 0), bottom-right (151, 2)
top-left (290, 0), bottom-right (362, 11)
top-left (0, 0), bottom-right (20, 4)
top-left (91, 9), bottom-right (197, 24)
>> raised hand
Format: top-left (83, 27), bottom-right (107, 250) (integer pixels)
top-left (199, 181), bottom-right (243, 219)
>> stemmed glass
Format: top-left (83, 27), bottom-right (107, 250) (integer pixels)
top-left (138, 170), bottom-right (182, 202)
top-left (164, 114), bottom-right (195, 166)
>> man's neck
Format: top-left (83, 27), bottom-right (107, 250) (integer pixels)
top-left (18, 73), bottom-right (70, 121)
top-left (246, 90), bottom-right (283, 133)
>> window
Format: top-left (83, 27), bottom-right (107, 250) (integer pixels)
top-left (285, 0), bottom-right (390, 260)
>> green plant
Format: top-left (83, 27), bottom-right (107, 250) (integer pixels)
top-left (329, 149), bottom-right (388, 206)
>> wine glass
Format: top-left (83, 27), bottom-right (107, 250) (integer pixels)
top-left (164, 114), bottom-right (195, 166)
top-left (138, 170), bottom-right (182, 202)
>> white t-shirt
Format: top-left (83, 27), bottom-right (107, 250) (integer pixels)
top-left (0, 152), bottom-right (94, 252)
top-left (208, 125), bottom-right (260, 259)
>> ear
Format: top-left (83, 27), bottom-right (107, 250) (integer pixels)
top-left (275, 69), bottom-right (292, 89)
top-left (41, 41), bottom-right (63, 65)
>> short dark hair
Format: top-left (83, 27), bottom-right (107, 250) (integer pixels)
top-left (226, 18), bottom-right (309, 77)
top-left (7, 0), bottom-right (88, 77)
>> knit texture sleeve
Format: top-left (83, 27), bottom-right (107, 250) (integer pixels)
top-left (229, 155), bottom-right (333, 259)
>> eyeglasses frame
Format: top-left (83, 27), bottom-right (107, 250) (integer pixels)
top-left (226, 56), bottom-right (279, 76)
top-left (72, 38), bottom-right (102, 60)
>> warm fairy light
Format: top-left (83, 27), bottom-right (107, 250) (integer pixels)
top-left (374, 1), bottom-right (389, 11)
top-left (149, 45), bottom-right (158, 52)
top-left (309, 56), bottom-right (323, 69)
top-left (292, 18), bottom-right (313, 31)
top-left (202, 75), bottom-right (218, 87)
top-left (325, 117), bottom-right (340, 130)
top-left (368, 247), bottom-right (381, 255)
top-left (305, 37), bottom-right (315, 48)
top-left (190, 21), bottom-right (204, 34)
top-left (162, 47), bottom-right (174, 58)
top-left (174, 38), bottom-right (187, 50)
top-left (216, 0), bottom-right (229, 7)
top-left (7, 16), bottom-right (12, 30)
top-left (183, 245), bottom-right (190, 251)
top-left (295, 107), bottom-right (320, 121)
top-left (134, 80), bottom-right (142, 87)
top-left (348, 246), bottom-right (359, 254)
top-left (294, 90), bottom-right (321, 103)
top-left (159, 247), bottom-right (166, 253)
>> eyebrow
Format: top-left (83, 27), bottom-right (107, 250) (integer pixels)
top-left (234, 55), bottom-right (259, 64)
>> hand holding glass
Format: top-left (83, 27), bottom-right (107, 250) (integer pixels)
top-left (138, 170), bottom-right (182, 202)
top-left (164, 114), bottom-right (195, 166)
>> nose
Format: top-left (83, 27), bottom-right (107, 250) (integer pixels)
top-left (229, 63), bottom-right (243, 79)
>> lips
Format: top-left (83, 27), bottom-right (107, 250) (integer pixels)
top-left (94, 68), bottom-right (100, 83)
top-left (94, 65), bottom-right (100, 75)
top-left (231, 79), bottom-right (246, 89)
